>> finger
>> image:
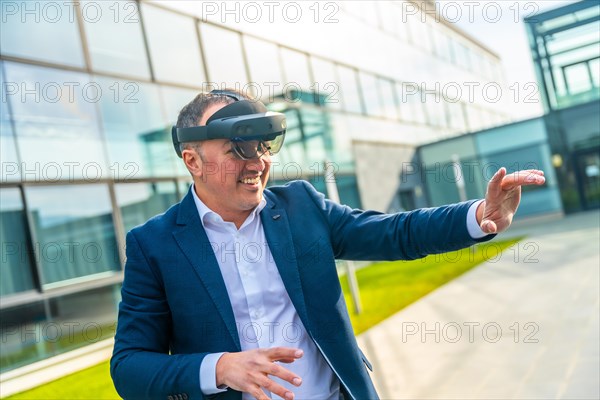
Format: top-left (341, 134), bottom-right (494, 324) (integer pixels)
top-left (275, 358), bottom-right (297, 363)
top-left (480, 219), bottom-right (497, 234)
top-left (264, 347), bottom-right (303, 362)
top-left (487, 167), bottom-right (506, 195)
top-left (257, 375), bottom-right (296, 400)
top-left (265, 362), bottom-right (303, 387)
top-left (249, 385), bottom-right (271, 400)
top-left (501, 171), bottom-right (546, 191)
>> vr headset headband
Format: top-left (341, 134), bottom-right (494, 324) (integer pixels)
top-left (171, 90), bottom-right (287, 158)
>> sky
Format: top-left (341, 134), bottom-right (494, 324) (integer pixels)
top-left (446, 0), bottom-right (580, 119)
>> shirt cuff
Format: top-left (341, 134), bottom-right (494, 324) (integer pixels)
top-left (466, 200), bottom-right (487, 239)
top-left (200, 352), bottom-right (228, 395)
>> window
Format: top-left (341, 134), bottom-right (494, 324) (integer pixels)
top-left (0, 301), bottom-right (47, 372)
top-left (4, 62), bottom-right (108, 181)
top-left (310, 57), bottom-right (342, 110)
top-left (591, 58), bottom-right (600, 87)
top-left (423, 92), bottom-right (448, 128)
top-left (115, 182), bottom-right (177, 234)
top-left (280, 48), bottom-right (312, 91)
top-left (141, 4), bottom-right (205, 86)
top-left (243, 36), bottom-right (284, 102)
top-left (199, 23), bottom-right (248, 90)
top-left (46, 285), bottom-right (120, 353)
top-left (377, 78), bottom-right (398, 120)
top-left (359, 72), bottom-right (383, 117)
top-left (396, 82), bottom-right (427, 124)
top-left (24, 184), bottom-right (120, 286)
top-left (0, 62), bottom-right (20, 182)
top-left (0, 188), bottom-right (35, 296)
top-left (447, 101), bottom-right (467, 132)
top-left (337, 66), bottom-right (363, 113)
top-left (159, 85), bottom-right (200, 177)
top-left (564, 63), bottom-right (593, 94)
top-left (82, 0), bottom-right (150, 79)
top-left (0, 1), bottom-right (84, 67)
top-left (96, 78), bottom-right (178, 178)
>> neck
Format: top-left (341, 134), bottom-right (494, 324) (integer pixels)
top-left (193, 185), bottom-right (254, 230)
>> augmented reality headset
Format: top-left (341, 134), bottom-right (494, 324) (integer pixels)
top-left (171, 90), bottom-right (286, 160)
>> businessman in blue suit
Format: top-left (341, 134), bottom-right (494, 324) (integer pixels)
top-left (111, 90), bottom-right (546, 400)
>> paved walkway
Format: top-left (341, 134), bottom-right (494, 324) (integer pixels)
top-left (357, 210), bottom-right (600, 399)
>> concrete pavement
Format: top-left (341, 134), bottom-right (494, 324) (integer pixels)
top-left (357, 210), bottom-right (600, 399)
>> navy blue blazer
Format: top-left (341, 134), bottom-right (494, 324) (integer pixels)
top-left (111, 180), bottom-right (490, 400)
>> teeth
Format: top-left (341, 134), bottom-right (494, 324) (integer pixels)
top-left (240, 177), bottom-right (260, 184)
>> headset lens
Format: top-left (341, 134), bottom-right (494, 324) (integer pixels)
top-left (231, 134), bottom-right (285, 160)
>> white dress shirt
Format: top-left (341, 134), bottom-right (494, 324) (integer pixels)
top-left (193, 185), bottom-right (487, 398)
top-left (193, 187), bottom-right (339, 399)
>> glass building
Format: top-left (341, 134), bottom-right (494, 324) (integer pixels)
top-left (395, 1), bottom-right (599, 216)
top-left (0, 1), bottom-right (510, 372)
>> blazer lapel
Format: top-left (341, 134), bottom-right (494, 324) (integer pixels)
top-left (260, 197), bottom-right (311, 332)
top-left (172, 191), bottom-right (241, 351)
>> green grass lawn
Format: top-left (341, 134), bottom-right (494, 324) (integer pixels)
top-left (342, 237), bottom-right (522, 334)
top-left (6, 238), bottom-right (521, 399)
top-left (6, 360), bottom-right (118, 399)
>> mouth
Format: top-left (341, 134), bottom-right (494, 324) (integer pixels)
top-left (239, 173), bottom-right (262, 186)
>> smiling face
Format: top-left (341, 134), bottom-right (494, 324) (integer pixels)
top-left (182, 102), bottom-right (271, 227)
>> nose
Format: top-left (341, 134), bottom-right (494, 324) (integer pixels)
top-left (245, 153), bottom-right (269, 172)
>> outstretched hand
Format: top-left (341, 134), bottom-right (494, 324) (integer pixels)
top-left (477, 168), bottom-right (546, 234)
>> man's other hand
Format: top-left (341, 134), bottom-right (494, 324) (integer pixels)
top-left (216, 347), bottom-right (303, 400)
top-left (477, 168), bottom-right (546, 234)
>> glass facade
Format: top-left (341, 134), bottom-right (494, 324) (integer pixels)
top-left (0, 0), bottom-right (509, 372)
top-left (526, 2), bottom-right (600, 112)
top-left (415, 117), bottom-right (563, 218)
top-left (405, 2), bottom-right (600, 218)
top-left (525, 2), bottom-right (600, 213)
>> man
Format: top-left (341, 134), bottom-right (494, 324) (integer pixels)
top-left (110, 90), bottom-right (545, 400)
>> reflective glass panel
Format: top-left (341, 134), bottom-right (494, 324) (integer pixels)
top-left (447, 101), bottom-right (467, 132)
top-left (0, 188), bottom-right (35, 296)
top-left (115, 181), bottom-right (177, 234)
top-left (591, 58), bottom-right (600, 87)
top-left (4, 62), bottom-right (108, 181)
top-left (0, 1), bottom-right (84, 67)
top-left (378, 78), bottom-right (398, 120)
top-left (310, 57), bottom-right (341, 110)
top-left (0, 301), bottom-right (47, 372)
top-left (24, 184), bottom-right (120, 286)
top-left (280, 48), bottom-right (312, 91)
top-left (46, 285), bottom-right (121, 354)
top-left (1, 62), bottom-right (20, 182)
top-left (337, 66), bottom-right (362, 113)
top-left (423, 94), bottom-right (447, 128)
top-left (199, 23), bottom-right (248, 90)
top-left (396, 82), bottom-right (427, 124)
top-left (96, 78), bottom-right (177, 178)
top-left (359, 72), bottom-right (383, 117)
top-left (178, 180), bottom-right (193, 200)
top-left (82, 0), bottom-right (150, 79)
top-left (159, 85), bottom-right (200, 177)
top-left (141, 4), bottom-right (205, 86)
top-left (243, 36), bottom-right (284, 101)
top-left (564, 63), bottom-right (593, 94)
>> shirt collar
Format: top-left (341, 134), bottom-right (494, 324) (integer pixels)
top-left (190, 184), bottom-right (267, 228)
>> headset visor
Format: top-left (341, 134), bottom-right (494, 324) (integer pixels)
top-left (231, 133), bottom-right (285, 160)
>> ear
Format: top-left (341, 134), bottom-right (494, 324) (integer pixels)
top-left (182, 148), bottom-right (204, 178)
